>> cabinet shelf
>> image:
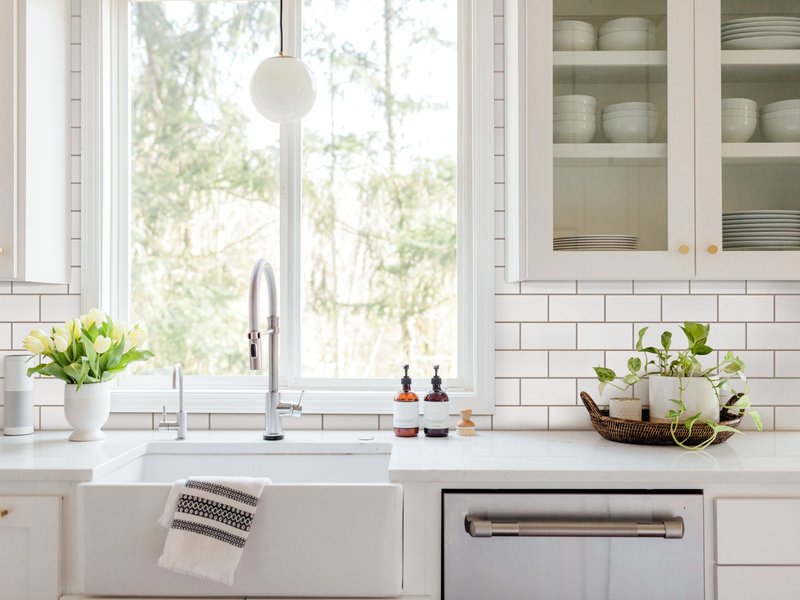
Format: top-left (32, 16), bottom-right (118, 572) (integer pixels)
top-left (554, 51), bottom-right (667, 84)
top-left (555, 143), bottom-right (667, 166)
top-left (722, 50), bottom-right (800, 82)
top-left (722, 143), bottom-right (800, 165)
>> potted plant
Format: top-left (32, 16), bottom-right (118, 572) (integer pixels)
top-left (593, 321), bottom-right (762, 450)
top-left (23, 309), bottom-right (154, 441)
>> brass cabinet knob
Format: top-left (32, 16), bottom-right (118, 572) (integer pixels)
top-left (679, 245), bottom-right (690, 255)
top-left (707, 244), bottom-right (719, 255)
top-left (0, 247), bottom-right (4, 255)
top-left (0, 508), bottom-right (8, 517)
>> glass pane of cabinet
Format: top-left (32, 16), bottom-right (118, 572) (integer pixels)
top-left (553, 0), bottom-right (668, 254)
top-left (720, 0), bottom-right (800, 252)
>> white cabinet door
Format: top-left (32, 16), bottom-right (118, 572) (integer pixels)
top-left (717, 566), bottom-right (800, 600)
top-left (716, 498), bottom-right (800, 565)
top-left (0, 0), bottom-right (69, 284)
top-left (0, 0), bottom-right (17, 279)
top-left (695, 0), bottom-right (800, 279)
top-left (0, 495), bottom-right (61, 600)
top-left (506, 0), bottom-right (696, 281)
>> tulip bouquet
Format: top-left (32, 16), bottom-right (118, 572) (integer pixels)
top-left (23, 308), bottom-right (154, 390)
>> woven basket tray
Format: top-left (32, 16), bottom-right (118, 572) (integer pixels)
top-left (580, 391), bottom-right (742, 447)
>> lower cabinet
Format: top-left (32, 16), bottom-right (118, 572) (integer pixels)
top-left (716, 498), bottom-right (800, 600)
top-left (0, 495), bottom-right (61, 600)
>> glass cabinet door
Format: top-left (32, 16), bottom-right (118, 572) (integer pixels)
top-left (510, 0), bottom-right (694, 280)
top-left (696, 0), bottom-right (800, 279)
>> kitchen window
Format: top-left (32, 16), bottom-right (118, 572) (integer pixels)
top-left (81, 0), bottom-right (494, 412)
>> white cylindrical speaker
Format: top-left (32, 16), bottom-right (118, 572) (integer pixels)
top-left (4, 354), bottom-right (35, 435)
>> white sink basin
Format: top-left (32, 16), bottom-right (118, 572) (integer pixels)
top-left (76, 441), bottom-right (402, 598)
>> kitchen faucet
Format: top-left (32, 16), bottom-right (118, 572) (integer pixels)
top-left (158, 363), bottom-right (187, 440)
top-left (248, 258), bottom-right (302, 440)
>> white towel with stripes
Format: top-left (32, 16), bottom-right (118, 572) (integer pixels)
top-left (157, 476), bottom-right (269, 586)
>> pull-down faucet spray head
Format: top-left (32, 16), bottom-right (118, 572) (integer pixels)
top-left (248, 258), bottom-right (277, 371)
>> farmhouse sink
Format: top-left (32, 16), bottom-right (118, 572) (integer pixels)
top-left (76, 441), bottom-right (402, 598)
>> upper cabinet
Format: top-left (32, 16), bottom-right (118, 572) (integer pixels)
top-left (506, 0), bottom-right (800, 280)
top-left (0, 0), bottom-right (69, 284)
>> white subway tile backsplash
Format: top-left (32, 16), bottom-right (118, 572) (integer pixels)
top-left (741, 406), bottom-right (774, 432)
top-left (521, 280), bottom-right (576, 294)
top-left (323, 414), bottom-right (380, 430)
top-left (776, 352), bottom-right (800, 377)
top-left (494, 183), bottom-right (505, 210)
top-left (775, 296), bottom-right (800, 321)
top-left (748, 324), bottom-right (800, 350)
top-left (40, 295), bottom-right (81, 322)
top-left (775, 407), bottom-right (800, 431)
top-left (0, 324), bottom-right (10, 349)
top-left (494, 267), bottom-right (519, 294)
top-left (105, 413), bottom-right (153, 430)
top-left (494, 239), bottom-right (505, 267)
top-left (731, 351), bottom-right (774, 378)
top-left (548, 406), bottom-right (593, 430)
top-left (283, 414), bottom-right (323, 430)
top-left (634, 280), bottom-right (689, 294)
top-left (521, 378), bottom-right (576, 405)
top-left (495, 351), bottom-right (548, 378)
top-left (747, 379), bottom-right (800, 406)
top-left (40, 406), bottom-right (69, 430)
top-left (521, 323), bottom-right (576, 350)
top-left (495, 295), bottom-right (547, 322)
top-left (495, 323), bottom-right (520, 349)
top-left (549, 295), bottom-right (604, 322)
top-left (636, 322), bottom-right (746, 350)
top-left (748, 281), bottom-right (800, 294)
top-left (605, 295), bottom-right (660, 322)
top-left (0, 296), bottom-right (40, 321)
top-left (549, 351), bottom-right (604, 378)
top-left (662, 295), bottom-right (717, 322)
top-left (690, 281), bottom-right (746, 294)
top-left (210, 413), bottom-right (265, 430)
top-left (577, 281), bottom-right (632, 294)
top-left (495, 378), bottom-right (520, 405)
top-left (577, 323), bottom-right (632, 349)
top-left (718, 295), bottom-right (773, 322)
top-left (493, 406), bottom-right (547, 430)
top-left (494, 210), bottom-right (505, 238)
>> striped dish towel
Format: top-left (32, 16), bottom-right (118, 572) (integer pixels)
top-left (157, 476), bottom-right (269, 585)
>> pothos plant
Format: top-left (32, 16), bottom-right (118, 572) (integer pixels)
top-left (593, 321), bottom-right (762, 450)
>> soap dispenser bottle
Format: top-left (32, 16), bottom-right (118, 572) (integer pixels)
top-left (393, 364), bottom-right (419, 437)
top-left (424, 365), bottom-right (449, 437)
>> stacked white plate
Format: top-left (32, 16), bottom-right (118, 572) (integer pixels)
top-left (721, 16), bottom-right (800, 50)
top-left (723, 210), bottom-right (800, 250)
top-left (554, 235), bottom-right (638, 251)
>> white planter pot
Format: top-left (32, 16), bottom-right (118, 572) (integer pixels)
top-left (64, 382), bottom-right (111, 441)
top-left (648, 376), bottom-right (719, 424)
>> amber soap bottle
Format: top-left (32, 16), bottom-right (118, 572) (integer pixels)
top-left (393, 365), bottom-right (419, 437)
top-left (424, 365), bottom-right (449, 437)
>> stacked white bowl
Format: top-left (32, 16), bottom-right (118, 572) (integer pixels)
top-left (722, 98), bottom-right (757, 142)
top-left (598, 17), bottom-right (656, 50)
top-left (760, 99), bottom-right (800, 142)
top-left (554, 94), bottom-right (596, 143)
top-left (553, 20), bottom-right (596, 51)
top-left (601, 102), bottom-right (658, 143)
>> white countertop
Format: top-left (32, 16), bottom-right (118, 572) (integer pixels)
top-left (1, 429), bottom-right (800, 484)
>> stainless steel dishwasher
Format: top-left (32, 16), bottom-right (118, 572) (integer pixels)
top-left (443, 490), bottom-right (704, 599)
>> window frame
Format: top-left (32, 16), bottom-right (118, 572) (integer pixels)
top-left (81, 0), bottom-right (495, 414)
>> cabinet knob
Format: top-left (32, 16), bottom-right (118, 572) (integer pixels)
top-left (0, 247), bottom-right (4, 255)
top-left (0, 508), bottom-right (8, 517)
top-left (707, 244), bottom-right (719, 255)
top-left (679, 245), bottom-right (690, 255)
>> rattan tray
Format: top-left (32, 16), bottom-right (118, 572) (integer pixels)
top-left (580, 391), bottom-right (742, 446)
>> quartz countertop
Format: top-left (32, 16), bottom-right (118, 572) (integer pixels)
top-left (1, 429), bottom-right (800, 484)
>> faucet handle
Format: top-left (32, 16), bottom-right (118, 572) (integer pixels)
top-left (158, 405), bottom-right (175, 430)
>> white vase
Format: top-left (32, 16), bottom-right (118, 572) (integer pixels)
top-left (648, 376), bottom-right (719, 424)
top-left (64, 382), bottom-right (111, 441)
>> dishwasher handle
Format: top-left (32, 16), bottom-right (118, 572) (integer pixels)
top-left (465, 515), bottom-right (684, 539)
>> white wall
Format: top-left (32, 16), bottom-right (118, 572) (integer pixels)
top-left (1, 0), bottom-right (799, 431)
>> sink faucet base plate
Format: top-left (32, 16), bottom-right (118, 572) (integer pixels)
top-left (263, 433), bottom-right (284, 441)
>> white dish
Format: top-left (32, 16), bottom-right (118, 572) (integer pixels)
top-left (722, 98), bottom-right (757, 111)
top-left (602, 102), bottom-right (657, 114)
top-left (722, 36), bottom-right (800, 50)
top-left (554, 120), bottom-right (596, 143)
top-left (554, 20), bottom-right (594, 31)
top-left (724, 209), bottom-right (800, 215)
top-left (723, 16), bottom-right (800, 26)
top-left (602, 110), bottom-right (658, 120)
top-left (723, 232), bottom-right (800, 239)
top-left (760, 111), bottom-right (800, 142)
top-left (598, 30), bottom-right (655, 51)
top-left (724, 241), bottom-right (800, 248)
top-left (554, 103), bottom-right (596, 114)
top-left (554, 112), bottom-right (596, 120)
top-left (554, 94), bottom-right (597, 105)
top-left (602, 113), bottom-right (658, 142)
top-left (761, 99), bottom-right (800, 113)
top-left (722, 26), bottom-right (800, 37)
top-left (599, 17), bottom-right (656, 34)
top-left (722, 31), bottom-right (800, 41)
top-left (554, 28), bottom-right (596, 51)
top-left (721, 112), bottom-right (758, 142)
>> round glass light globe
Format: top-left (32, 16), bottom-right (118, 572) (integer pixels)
top-left (250, 55), bottom-right (316, 123)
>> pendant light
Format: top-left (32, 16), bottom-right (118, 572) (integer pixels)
top-left (250, 0), bottom-right (316, 123)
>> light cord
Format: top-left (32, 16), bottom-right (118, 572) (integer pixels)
top-left (279, 0), bottom-right (284, 55)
